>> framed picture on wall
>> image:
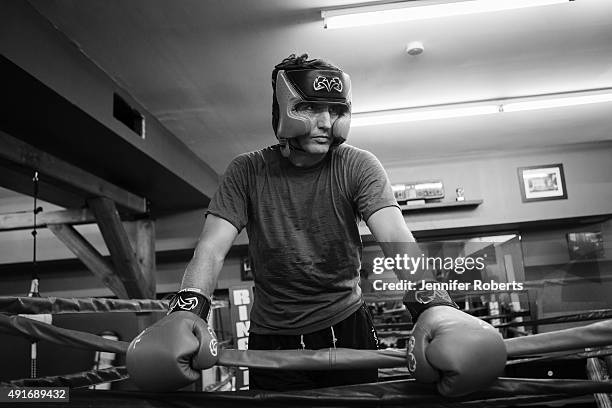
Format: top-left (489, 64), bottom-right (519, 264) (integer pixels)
top-left (518, 163), bottom-right (567, 202)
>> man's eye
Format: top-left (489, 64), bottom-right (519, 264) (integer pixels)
top-left (329, 106), bottom-right (344, 116)
top-left (296, 103), bottom-right (314, 111)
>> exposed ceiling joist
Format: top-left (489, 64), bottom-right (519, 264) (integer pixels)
top-left (0, 165), bottom-right (86, 210)
top-left (0, 130), bottom-right (147, 214)
top-left (0, 209), bottom-right (95, 232)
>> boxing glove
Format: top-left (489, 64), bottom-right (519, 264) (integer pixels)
top-left (407, 306), bottom-right (506, 397)
top-left (126, 290), bottom-right (218, 391)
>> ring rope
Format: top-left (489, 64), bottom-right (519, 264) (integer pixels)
top-left (4, 296), bottom-right (610, 334)
top-left (0, 313), bottom-right (129, 354)
top-left (0, 296), bottom-right (227, 315)
top-left (3, 313), bottom-right (612, 403)
top-left (495, 309), bottom-right (612, 328)
top-left (507, 346), bottom-right (612, 366)
top-left (376, 309), bottom-right (612, 341)
top-left (377, 309), bottom-right (612, 336)
top-left (5, 375), bottom-right (612, 406)
top-left (2, 366), bottom-right (128, 389)
top-left (505, 319), bottom-right (612, 357)
top-left (2, 312), bottom-right (611, 370)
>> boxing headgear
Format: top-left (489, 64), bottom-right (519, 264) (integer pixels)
top-left (274, 69), bottom-right (352, 152)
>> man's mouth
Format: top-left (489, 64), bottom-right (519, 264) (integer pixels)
top-left (311, 135), bottom-right (330, 141)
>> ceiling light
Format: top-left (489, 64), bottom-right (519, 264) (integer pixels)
top-left (352, 105), bottom-right (499, 127)
top-left (322, 0), bottom-right (572, 29)
top-left (351, 90), bottom-right (612, 127)
top-left (502, 93), bottom-right (612, 112)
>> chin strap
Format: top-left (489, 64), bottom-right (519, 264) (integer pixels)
top-left (279, 139), bottom-right (291, 158)
top-left (279, 138), bottom-right (307, 158)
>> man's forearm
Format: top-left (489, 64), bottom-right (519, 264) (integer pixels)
top-left (378, 241), bottom-right (436, 282)
top-left (366, 207), bottom-right (435, 282)
top-left (180, 244), bottom-right (226, 297)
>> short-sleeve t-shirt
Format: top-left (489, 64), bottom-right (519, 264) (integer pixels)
top-left (206, 143), bottom-right (398, 335)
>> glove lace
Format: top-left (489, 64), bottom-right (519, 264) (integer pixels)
top-left (330, 326), bottom-right (338, 349)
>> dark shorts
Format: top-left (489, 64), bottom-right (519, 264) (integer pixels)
top-left (248, 303), bottom-right (379, 391)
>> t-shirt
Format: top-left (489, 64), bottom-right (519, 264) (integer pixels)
top-left (206, 143), bottom-right (398, 334)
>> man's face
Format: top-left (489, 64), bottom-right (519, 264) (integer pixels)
top-left (292, 102), bottom-right (345, 155)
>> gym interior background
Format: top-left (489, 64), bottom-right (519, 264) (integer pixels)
top-left (0, 0), bottom-right (611, 398)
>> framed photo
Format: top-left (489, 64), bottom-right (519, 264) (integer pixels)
top-left (518, 163), bottom-right (567, 202)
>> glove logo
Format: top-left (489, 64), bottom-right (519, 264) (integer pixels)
top-left (415, 290), bottom-right (435, 304)
top-left (406, 336), bottom-right (417, 373)
top-left (313, 76), bottom-right (343, 93)
top-left (207, 326), bottom-right (218, 356)
top-left (415, 289), bottom-right (448, 304)
top-left (173, 295), bottom-right (199, 311)
top-left (209, 339), bottom-right (218, 357)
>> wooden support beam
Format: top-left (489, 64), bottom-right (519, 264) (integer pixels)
top-left (47, 223), bottom-right (129, 299)
top-left (88, 197), bottom-right (153, 299)
top-left (137, 219), bottom-right (157, 297)
top-left (127, 219), bottom-right (157, 297)
top-left (0, 209), bottom-right (96, 231)
top-left (0, 130), bottom-right (147, 214)
top-left (0, 163), bottom-right (86, 210)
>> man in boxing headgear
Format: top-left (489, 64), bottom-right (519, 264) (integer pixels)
top-left (127, 53), bottom-right (505, 394)
top-left (272, 62), bottom-right (352, 157)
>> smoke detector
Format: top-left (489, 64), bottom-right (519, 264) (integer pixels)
top-left (406, 41), bottom-right (424, 56)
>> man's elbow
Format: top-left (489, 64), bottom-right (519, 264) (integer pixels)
top-left (381, 224), bottom-right (415, 243)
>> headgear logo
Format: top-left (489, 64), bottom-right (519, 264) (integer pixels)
top-left (173, 295), bottom-right (199, 311)
top-left (313, 76), bottom-right (343, 93)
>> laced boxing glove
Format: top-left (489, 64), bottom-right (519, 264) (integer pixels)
top-left (406, 305), bottom-right (506, 397)
top-left (126, 289), bottom-right (218, 391)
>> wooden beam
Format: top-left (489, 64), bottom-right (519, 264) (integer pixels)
top-left (0, 130), bottom-right (147, 214)
top-left (88, 197), bottom-right (153, 299)
top-left (0, 209), bottom-right (95, 231)
top-left (47, 223), bottom-right (129, 299)
top-left (2, 35), bottom-right (217, 215)
top-left (0, 162), bottom-right (86, 210)
top-left (129, 219), bottom-right (157, 297)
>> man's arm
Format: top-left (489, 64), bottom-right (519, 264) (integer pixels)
top-left (366, 206), bottom-right (434, 282)
top-left (366, 206), bottom-right (505, 397)
top-left (180, 214), bottom-right (239, 296)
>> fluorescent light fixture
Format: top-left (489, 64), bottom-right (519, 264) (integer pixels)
top-left (322, 0), bottom-right (571, 29)
top-left (502, 93), bottom-right (612, 112)
top-left (351, 90), bottom-right (612, 127)
top-left (352, 105), bottom-right (499, 127)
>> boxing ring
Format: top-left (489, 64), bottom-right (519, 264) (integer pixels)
top-left (1, 296), bottom-right (612, 407)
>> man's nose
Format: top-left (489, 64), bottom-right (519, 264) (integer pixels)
top-left (316, 110), bottom-right (332, 129)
